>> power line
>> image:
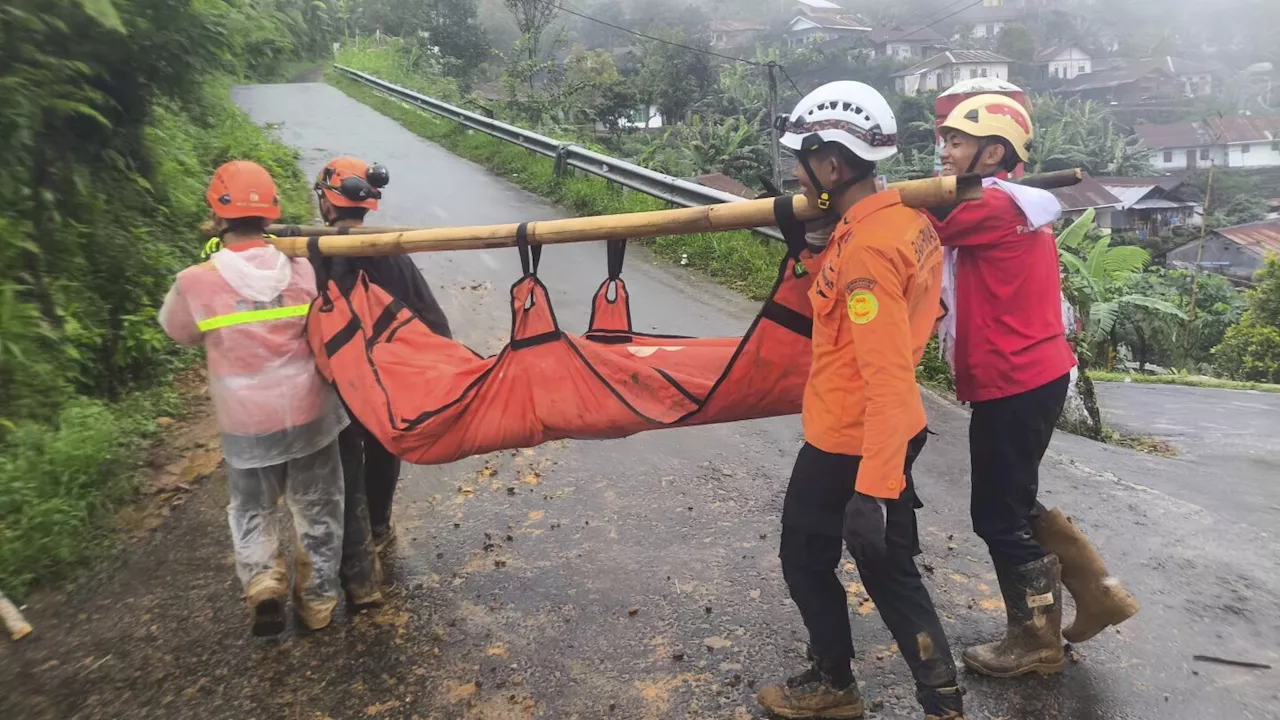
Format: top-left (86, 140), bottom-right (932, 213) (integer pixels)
top-left (778, 64), bottom-right (803, 96)
top-left (533, 0), bottom-right (765, 66)
top-left (882, 0), bottom-right (985, 44)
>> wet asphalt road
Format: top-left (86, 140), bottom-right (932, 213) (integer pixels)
top-left (1094, 382), bottom-right (1280, 529)
top-left (2, 82), bottom-right (1278, 720)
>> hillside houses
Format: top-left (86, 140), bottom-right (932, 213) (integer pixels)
top-left (708, 21), bottom-right (766, 50)
top-left (893, 51), bottom-right (1012, 96)
top-left (1035, 45), bottom-right (1092, 81)
top-left (867, 25), bottom-right (948, 61)
top-left (783, 0), bottom-right (870, 48)
top-left (1168, 218), bottom-right (1280, 282)
top-left (1135, 115), bottom-right (1280, 171)
top-left (1055, 57), bottom-right (1217, 103)
top-left (1048, 174), bottom-right (1199, 238)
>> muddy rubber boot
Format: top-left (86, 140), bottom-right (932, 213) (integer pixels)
top-left (1033, 507), bottom-right (1138, 643)
top-left (245, 568), bottom-right (288, 637)
top-left (757, 661), bottom-right (864, 719)
top-left (919, 684), bottom-right (966, 719)
top-left (962, 555), bottom-right (1065, 678)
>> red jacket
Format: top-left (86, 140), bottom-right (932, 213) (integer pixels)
top-left (928, 186), bottom-right (1076, 403)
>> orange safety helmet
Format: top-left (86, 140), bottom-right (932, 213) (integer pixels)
top-left (206, 161), bottom-right (281, 220)
top-left (315, 157), bottom-right (389, 211)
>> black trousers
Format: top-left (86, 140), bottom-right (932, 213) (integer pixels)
top-left (338, 419), bottom-right (402, 593)
top-left (780, 430), bottom-right (958, 697)
top-left (968, 373), bottom-right (1070, 568)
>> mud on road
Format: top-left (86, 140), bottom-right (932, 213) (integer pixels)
top-left (2, 83), bottom-right (1277, 720)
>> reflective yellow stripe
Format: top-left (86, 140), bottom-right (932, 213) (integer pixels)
top-left (197, 304), bottom-right (310, 332)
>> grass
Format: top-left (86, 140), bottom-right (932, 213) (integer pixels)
top-left (1088, 371), bottom-right (1280, 393)
top-left (1104, 429), bottom-right (1179, 457)
top-left (0, 388), bottom-right (185, 597)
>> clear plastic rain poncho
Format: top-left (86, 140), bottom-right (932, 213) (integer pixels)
top-left (159, 245), bottom-right (349, 469)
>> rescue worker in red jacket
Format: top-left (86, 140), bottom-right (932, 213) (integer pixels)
top-left (929, 95), bottom-right (1139, 678)
top-left (756, 82), bottom-right (966, 720)
top-left (310, 157), bottom-right (454, 609)
top-left (160, 161), bottom-right (348, 636)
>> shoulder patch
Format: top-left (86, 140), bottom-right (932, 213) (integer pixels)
top-left (847, 289), bottom-right (879, 325)
top-left (845, 277), bottom-right (877, 293)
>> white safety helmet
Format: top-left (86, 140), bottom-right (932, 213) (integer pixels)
top-left (780, 81), bottom-right (899, 163)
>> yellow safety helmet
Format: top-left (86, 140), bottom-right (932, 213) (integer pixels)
top-left (939, 94), bottom-right (1033, 163)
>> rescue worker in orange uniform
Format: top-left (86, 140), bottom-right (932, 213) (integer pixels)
top-left (930, 95), bottom-right (1139, 677)
top-left (160, 161), bottom-right (348, 636)
top-left (757, 82), bottom-right (965, 720)
top-left (310, 157), bottom-right (453, 609)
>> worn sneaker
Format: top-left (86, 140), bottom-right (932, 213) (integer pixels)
top-left (245, 568), bottom-right (288, 638)
top-left (757, 665), bottom-right (865, 719)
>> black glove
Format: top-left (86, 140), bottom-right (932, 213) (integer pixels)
top-left (843, 492), bottom-right (888, 562)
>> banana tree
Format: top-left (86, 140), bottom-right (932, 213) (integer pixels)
top-left (1057, 209), bottom-right (1188, 368)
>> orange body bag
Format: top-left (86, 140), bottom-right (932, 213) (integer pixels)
top-left (306, 202), bottom-right (819, 465)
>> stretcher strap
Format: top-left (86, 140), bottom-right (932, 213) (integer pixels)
top-left (773, 195), bottom-right (809, 258)
top-left (607, 239), bottom-right (627, 280)
top-left (761, 299), bottom-right (813, 339)
top-left (516, 223), bottom-right (542, 276)
top-left (307, 236), bottom-right (335, 311)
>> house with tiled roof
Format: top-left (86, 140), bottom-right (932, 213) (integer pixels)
top-left (1055, 56), bottom-right (1218, 103)
top-left (784, 11), bottom-right (872, 48)
top-left (892, 50), bottom-right (1012, 96)
top-left (867, 25), bottom-right (948, 61)
top-left (1134, 115), bottom-right (1280, 171)
top-left (1168, 218), bottom-right (1280, 282)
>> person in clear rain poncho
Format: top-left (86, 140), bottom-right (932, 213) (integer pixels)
top-left (159, 161), bottom-right (348, 637)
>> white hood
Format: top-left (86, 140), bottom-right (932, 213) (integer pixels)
top-left (211, 246), bottom-right (294, 302)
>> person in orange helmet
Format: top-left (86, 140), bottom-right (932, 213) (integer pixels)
top-left (159, 161), bottom-right (348, 637)
top-left (310, 157), bottom-right (453, 609)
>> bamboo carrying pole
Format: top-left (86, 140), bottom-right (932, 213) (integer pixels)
top-left (269, 174), bottom-right (983, 258)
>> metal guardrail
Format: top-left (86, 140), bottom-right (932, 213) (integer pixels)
top-left (333, 65), bottom-right (784, 242)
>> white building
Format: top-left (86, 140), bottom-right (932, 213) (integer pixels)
top-left (784, 12), bottom-right (871, 48)
top-left (893, 50), bottom-right (1012, 96)
top-left (1135, 115), bottom-right (1280, 171)
top-left (1035, 45), bottom-right (1092, 81)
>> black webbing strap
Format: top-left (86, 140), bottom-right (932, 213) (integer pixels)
top-left (369, 298), bottom-right (407, 344)
top-left (324, 316), bottom-right (361, 358)
top-left (510, 331), bottom-right (562, 350)
top-left (607, 239), bottom-right (627, 279)
top-left (277, 225), bottom-right (302, 237)
top-left (516, 222), bottom-right (542, 276)
top-left (773, 196), bottom-right (808, 258)
top-left (761, 300), bottom-right (813, 339)
top-left (307, 236), bottom-right (334, 311)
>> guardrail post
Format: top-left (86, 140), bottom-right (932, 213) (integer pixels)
top-left (553, 143), bottom-right (574, 179)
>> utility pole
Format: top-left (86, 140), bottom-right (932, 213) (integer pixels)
top-left (767, 62), bottom-right (782, 192)
top-left (1184, 161), bottom-right (1215, 359)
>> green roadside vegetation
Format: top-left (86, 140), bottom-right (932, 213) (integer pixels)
top-left (1088, 371), bottom-right (1280, 393)
top-left (0, 0), bottom-right (324, 598)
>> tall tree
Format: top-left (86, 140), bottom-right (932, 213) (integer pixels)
top-left (636, 29), bottom-right (717, 125)
top-left (503, 0), bottom-right (560, 65)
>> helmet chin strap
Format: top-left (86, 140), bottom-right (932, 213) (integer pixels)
top-left (965, 137), bottom-right (994, 176)
top-left (799, 150), bottom-right (872, 211)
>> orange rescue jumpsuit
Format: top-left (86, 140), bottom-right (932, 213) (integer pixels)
top-left (779, 189), bottom-right (957, 700)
